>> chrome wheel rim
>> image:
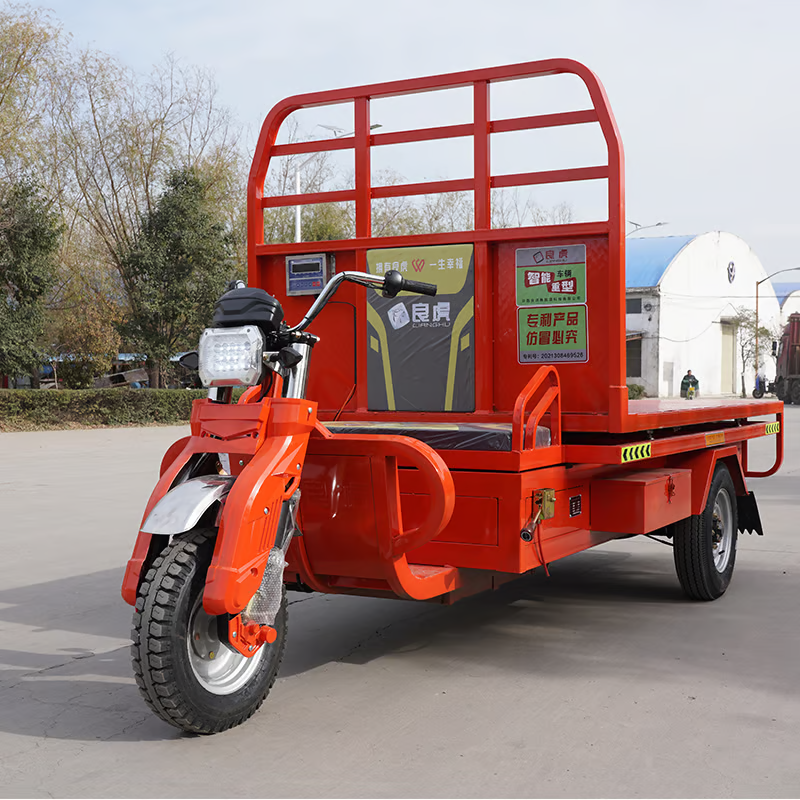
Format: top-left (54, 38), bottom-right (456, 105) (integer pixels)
top-left (187, 594), bottom-right (265, 695)
top-left (711, 488), bottom-right (734, 573)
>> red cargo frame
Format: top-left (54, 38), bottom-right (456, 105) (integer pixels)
top-left (248, 58), bottom-right (784, 441)
top-left (238, 59), bottom-right (784, 598)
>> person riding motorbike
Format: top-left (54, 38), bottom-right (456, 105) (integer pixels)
top-left (680, 369), bottom-right (699, 399)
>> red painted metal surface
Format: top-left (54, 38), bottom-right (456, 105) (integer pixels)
top-left (294, 427), bottom-right (460, 600)
top-left (247, 58), bottom-right (787, 445)
top-left (247, 58), bottom-right (629, 431)
top-left (591, 469), bottom-right (692, 534)
top-left (122, 395), bottom-right (316, 613)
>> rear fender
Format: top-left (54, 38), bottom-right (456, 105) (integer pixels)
top-left (667, 445), bottom-right (747, 516)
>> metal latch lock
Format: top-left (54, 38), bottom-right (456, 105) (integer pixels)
top-left (521, 488), bottom-right (556, 541)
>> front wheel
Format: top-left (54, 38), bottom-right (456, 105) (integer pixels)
top-left (131, 529), bottom-right (287, 734)
top-left (671, 464), bottom-right (738, 601)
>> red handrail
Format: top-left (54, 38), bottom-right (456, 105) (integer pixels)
top-left (742, 412), bottom-right (784, 478)
top-left (512, 366), bottom-right (561, 452)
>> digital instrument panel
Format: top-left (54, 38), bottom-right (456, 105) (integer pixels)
top-left (285, 254), bottom-right (330, 296)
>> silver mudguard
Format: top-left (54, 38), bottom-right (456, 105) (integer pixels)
top-left (140, 475), bottom-right (236, 535)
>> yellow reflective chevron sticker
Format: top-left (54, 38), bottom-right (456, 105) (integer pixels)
top-left (621, 442), bottom-right (652, 463)
top-left (765, 421), bottom-right (781, 435)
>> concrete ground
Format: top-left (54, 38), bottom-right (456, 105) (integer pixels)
top-left (0, 408), bottom-right (797, 798)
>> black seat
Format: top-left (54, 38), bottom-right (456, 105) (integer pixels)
top-left (323, 421), bottom-right (551, 452)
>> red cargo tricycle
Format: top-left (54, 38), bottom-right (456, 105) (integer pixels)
top-left (121, 59), bottom-right (784, 734)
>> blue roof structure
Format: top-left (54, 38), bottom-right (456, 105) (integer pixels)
top-left (771, 281), bottom-right (800, 307)
top-left (625, 235), bottom-right (696, 288)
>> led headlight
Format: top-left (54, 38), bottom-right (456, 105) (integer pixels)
top-left (198, 325), bottom-right (264, 387)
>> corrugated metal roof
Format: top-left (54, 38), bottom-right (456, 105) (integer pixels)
top-left (771, 281), bottom-right (800, 307)
top-left (625, 235), bottom-right (696, 288)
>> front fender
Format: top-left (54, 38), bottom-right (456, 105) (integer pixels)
top-left (121, 396), bottom-right (317, 610)
top-left (141, 475), bottom-right (236, 535)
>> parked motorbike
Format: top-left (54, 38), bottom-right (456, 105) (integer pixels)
top-left (121, 269), bottom-right (436, 734)
top-left (752, 374), bottom-right (775, 399)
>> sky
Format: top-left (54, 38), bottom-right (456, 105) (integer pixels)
top-left (42, 0), bottom-right (800, 279)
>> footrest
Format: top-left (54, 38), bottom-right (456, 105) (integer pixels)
top-left (407, 564), bottom-right (459, 580)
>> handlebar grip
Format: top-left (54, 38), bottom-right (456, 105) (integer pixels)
top-left (401, 278), bottom-right (437, 296)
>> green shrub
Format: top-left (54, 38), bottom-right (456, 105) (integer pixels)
top-left (627, 383), bottom-right (646, 400)
top-left (0, 388), bottom-right (209, 430)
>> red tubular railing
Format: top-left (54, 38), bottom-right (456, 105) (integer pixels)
top-left (512, 366), bottom-right (561, 452)
top-left (249, 59), bottom-right (623, 244)
top-left (248, 59), bottom-right (626, 429)
top-left (742, 413), bottom-right (785, 478)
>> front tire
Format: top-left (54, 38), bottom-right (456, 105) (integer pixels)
top-left (131, 529), bottom-right (287, 734)
top-left (671, 464), bottom-right (738, 601)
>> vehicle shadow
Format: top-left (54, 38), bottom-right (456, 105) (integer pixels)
top-left (0, 542), bottom-right (793, 743)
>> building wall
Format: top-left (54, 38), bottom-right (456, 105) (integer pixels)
top-left (625, 290), bottom-right (660, 396)
top-left (657, 232), bottom-right (780, 397)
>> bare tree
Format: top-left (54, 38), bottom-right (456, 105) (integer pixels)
top-left (49, 51), bottom-right (241, 267)
top-left (492, 187), bottom-right (575, 229)
top-left (732, 306), bottom-right (773, 397)
top-left (0, 4), bottom-right (65, 186)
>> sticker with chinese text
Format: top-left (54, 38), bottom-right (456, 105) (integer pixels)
top-left (515, 245), bottom-right (586, 305)
top-left (517, 304), bottom-right (588, 364)
top-left (409, 300), bottom-right (451, 328)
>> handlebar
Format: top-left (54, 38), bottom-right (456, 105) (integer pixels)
top-left (381, 269), bottom-right (437, 297)
top-left (287, 269), bottom-right (437, 334)
top-left (400, 278), bottom-right (437, 296)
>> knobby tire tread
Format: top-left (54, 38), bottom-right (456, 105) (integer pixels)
top-left (130, 530), bottom-right (287, 734)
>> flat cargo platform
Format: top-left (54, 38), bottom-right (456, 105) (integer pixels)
top-left (624, 396), bottom-right (783, 430)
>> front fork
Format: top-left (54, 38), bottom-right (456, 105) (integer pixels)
top-left (204, 340), bottom-right (316, 616)
top-left (225, 490), bottom-right (301, 657)
top-left (122, 341), bottom-right (317, 658)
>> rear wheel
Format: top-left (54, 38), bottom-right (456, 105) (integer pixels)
top-left (791, 381), bottom-right (800, 405)
top-left (671, 464), bottom-right (738, 601)
top-left (131, 529), bottom-right (287, 734)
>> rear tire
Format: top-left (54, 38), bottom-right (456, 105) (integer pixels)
top-left (131, 529), bottom-right (287, 734)
top-left (791, 381), bottom-right (800, 405)
top-left (671, 464), bottom-right (738, 601)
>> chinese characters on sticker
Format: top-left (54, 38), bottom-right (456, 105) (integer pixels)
top-left (411, 301), bottom-right (450, 326)
top-left (524, 270), bottom-right (577, 295)
top-left (515, 244), bottom-right (587, 306)
top-left (517, 304), bottom-right (587, 363)
top-left (373, 258), bottom-right (464, 275)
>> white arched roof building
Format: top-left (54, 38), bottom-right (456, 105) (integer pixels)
top-left (625, 232), bottom-right (780, 398)
top-left (773, 281), bottom-right (800, 321)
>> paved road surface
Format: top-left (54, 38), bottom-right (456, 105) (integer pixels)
top-left (0, 409), bottom-right (797, 798)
